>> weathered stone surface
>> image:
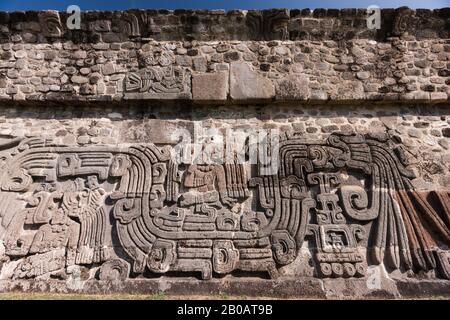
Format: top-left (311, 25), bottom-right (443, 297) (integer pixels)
top-left (192, 72), bottom-right (228, 101)
top-left (276, 75), bottom-right (310, 100)
top-left (123, 67), bottom-right (192, 100)
top-left (0, 8), bottom-right (449, 299)
top-left (119, 119), bottom-right (194, 144)
top-left (101, 63), bottom-right (115, 76)
top-left (71, 76), bottom-right (89, 84)
top-left (0, 104), bottom-right (448, 290)
top-left (1, 8), bottom-right (449, 43)
top-left (0, 13), bottom-right (448, 103)
top-left (230, 61), bottom-right (275, 100)
top-left (0, 277), bottom-right (448, 298)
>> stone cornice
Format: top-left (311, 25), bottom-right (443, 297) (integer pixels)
top-left (0, 7), bottom-right (448, 43)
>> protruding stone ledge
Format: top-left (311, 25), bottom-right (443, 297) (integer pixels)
top-left (0, 7), bottom-right (449, 43)
top-left (0, 278), bottom-right (449, 298)
top-left (230, 61), bottom-right (276, 100)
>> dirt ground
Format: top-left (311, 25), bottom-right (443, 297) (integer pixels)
top-left (0, 293), bottom-right (448, 300)
top-left (0, 293), bottom-right (285, 300)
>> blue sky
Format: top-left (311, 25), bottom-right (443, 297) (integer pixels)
top-left (0, 0), bottom-right (449, 11)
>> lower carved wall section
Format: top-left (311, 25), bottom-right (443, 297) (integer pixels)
top-left (0, 103), bottom-right (449, 296)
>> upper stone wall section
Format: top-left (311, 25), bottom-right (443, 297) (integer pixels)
top-left (0, 8), bottom-right (449, 104)
top-left (1, 7), bottom-right (449, 43)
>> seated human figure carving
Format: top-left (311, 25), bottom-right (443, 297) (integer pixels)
top-left (180, 164), bottom-right (237, 209)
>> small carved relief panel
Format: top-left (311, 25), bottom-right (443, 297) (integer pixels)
top-left (124, 66), bottom-right (191, 100)
top-left (0, 132), bottom-right (449, 281)
top-left (123, 46), bottom-right (191, 99)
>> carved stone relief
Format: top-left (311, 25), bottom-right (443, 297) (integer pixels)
top-left (0, 132), bottom-right (449, 281)
top-left (38, 11), bottom-right (63, 38)
top-left (124, 65), bottom-right (191, 100)
top-left (246, 9), bottom-right (290, 41)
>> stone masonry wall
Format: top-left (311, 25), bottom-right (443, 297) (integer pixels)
top-left (0, 8), bottom-right (448, 103)
top-left (1, 38), bottom-right (449, 103)
top-left (0, 9), bottom-right (449, 298)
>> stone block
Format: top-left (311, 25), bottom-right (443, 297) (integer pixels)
top-left (275, 75), bottom-right (310, 100)
top-left (119, 120), bottom-right (194, 144)
top-left (230, 61), bottom-right (275, 100)
top-left (330, 81), bottom-right (364, 100)
top-left (123, 67), bottom-right (192, 100)
top-left (192, 72), bottom-right (228, 101)
top-left (0, 9), bottom-right (449, 298)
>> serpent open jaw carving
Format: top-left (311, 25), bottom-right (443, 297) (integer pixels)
top-left (0, 131), bottom-right (449, 281)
